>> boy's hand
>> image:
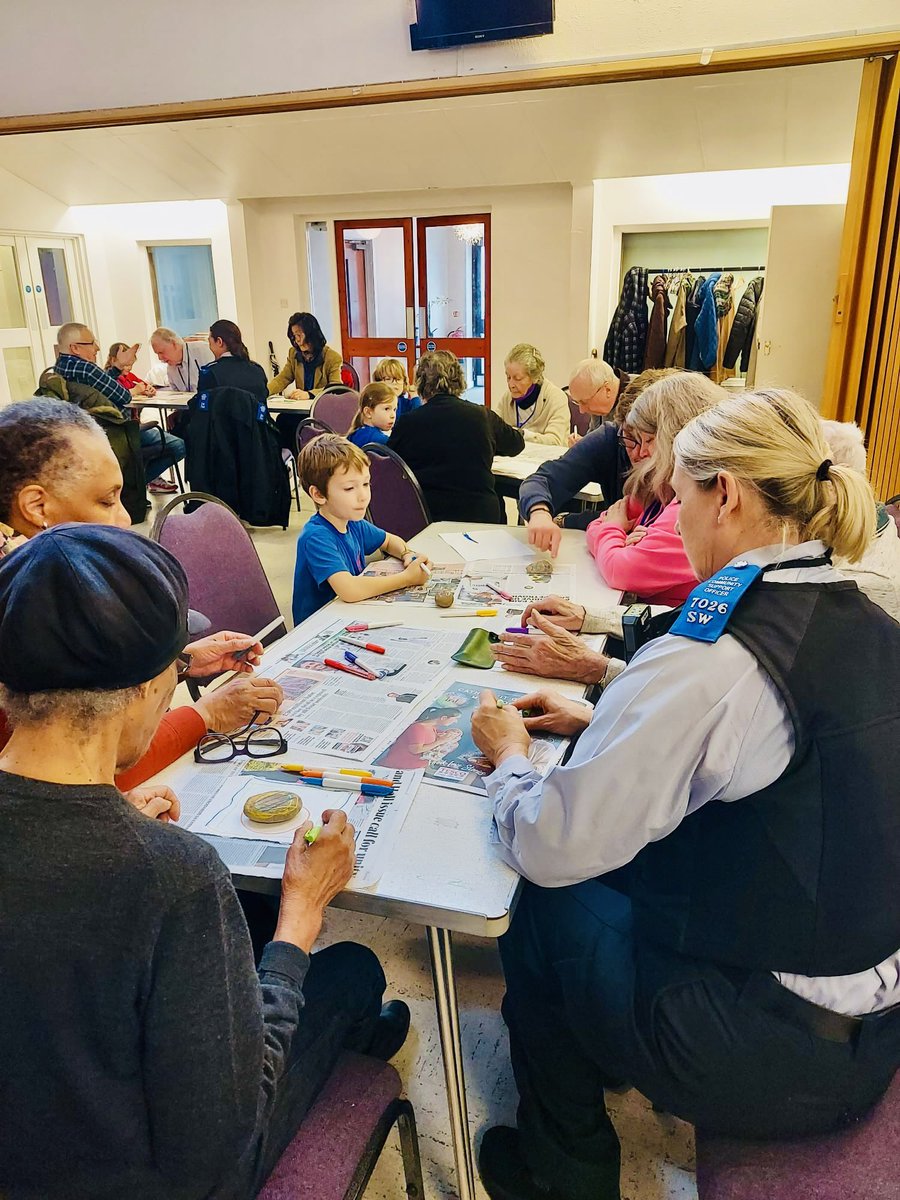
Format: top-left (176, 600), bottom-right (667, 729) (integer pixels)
top-left (402, 560), bottom-right (431, 586)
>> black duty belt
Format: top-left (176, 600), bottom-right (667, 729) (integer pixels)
top-left (744, 972), bottom-right (864, 1045)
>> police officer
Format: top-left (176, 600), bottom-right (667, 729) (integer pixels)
top-left (470, 388), bottom-right (900, 1200)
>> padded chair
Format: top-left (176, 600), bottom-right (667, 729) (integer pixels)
top-left (296, 417), bottom-right (337, 455)
top-left (340, 361), bottom-right (361, 391)
top-left (150, 492), bottom-right (287, 691)
top-left (696, 1069), bottom-right (900, 1200)
top-left (259, 1051), bottom-right (423, 1200)
top-left (310, 389), bottom-right (360, 436)
top-left (568, 394), bottom-right (591, 438)
top-left (363, 444), bottom-right (432, 543)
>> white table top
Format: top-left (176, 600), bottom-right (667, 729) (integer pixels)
top-left (492, 443), bottom-right (603, 502)
top-left (131, 389), bottom-right (312, 416)
top-left (155, 522), bottom-right (619, 936)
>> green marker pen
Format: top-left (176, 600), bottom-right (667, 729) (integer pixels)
top-left (304, 825), bottom-right (322, 846)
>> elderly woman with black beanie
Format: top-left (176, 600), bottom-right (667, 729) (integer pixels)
top-left (0, 524), bottom-right (407, 1200)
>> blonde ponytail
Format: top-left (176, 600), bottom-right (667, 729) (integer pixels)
top-left (674, 389), bottom-right (876, 562)
top-left (806, 462), bottom-right (875, 563)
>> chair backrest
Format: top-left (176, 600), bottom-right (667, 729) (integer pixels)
top-left (364, 445), bottom-right (432, 543)
top-left (310, 389), bottom-right (360, 436)
top-left (296, 417), bottom-right (336, 456)
top-left (568, 394), bottom-right (591, 438)
top-left (150, 492), bottom-right (286, 641)
top-left (340, 362), bottom-right (361, 390)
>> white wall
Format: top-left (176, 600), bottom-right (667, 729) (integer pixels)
top-left (241, 183), bottom-right (585, 401)
top-left (2, 0), bottom-right (895, 117)
top-left (590, 163), bottom-right (852, 348)
top-left (59, 201), bottom-right (240, 379)
top-left (0, 166), bottom-right (68, 232)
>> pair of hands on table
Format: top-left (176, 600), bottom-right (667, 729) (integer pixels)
top-left (471, 688), bottom-right (594, 768)
top-left (184, 631), bottom-right (285, 734)
top-left (491, 598), bottom-right (611, 686)
top-left (527, 499), bottom-right (648, 556)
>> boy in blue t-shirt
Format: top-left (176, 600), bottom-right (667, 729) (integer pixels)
top-left (292, 435), bottom-right (432, 625)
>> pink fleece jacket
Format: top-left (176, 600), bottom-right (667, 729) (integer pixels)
top-left (586, 498), bottom-right (698, 605)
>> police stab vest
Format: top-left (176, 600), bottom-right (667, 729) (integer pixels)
top-left (625, 575), bottom-right (900, 976)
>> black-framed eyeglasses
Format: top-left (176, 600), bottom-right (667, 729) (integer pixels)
top-left (73, 340), bottom-right (99, 348)
top-left (176, 652), bottom-right (193, 683)
top-left (194, 722), bottom-right (288, 764)
top-left (617, 432), bottom-right (639, 451)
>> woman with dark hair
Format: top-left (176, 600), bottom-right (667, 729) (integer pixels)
top-left (269, 312), bottom-right (343, 450)
top-left (195, 319), bottom-right (269, 401)
top-left (269, 312), bottom-right (343, 402)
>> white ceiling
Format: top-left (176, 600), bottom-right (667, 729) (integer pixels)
top-left (0, 61), bottom-right (860, 207)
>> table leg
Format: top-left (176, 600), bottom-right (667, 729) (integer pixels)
top-left (427, 925), bottom-right (477, 1200)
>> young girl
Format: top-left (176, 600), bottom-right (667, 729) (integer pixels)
top-left (104, 343), bottom-right (155, 397)
top-left (347, 381), bottom-right (398, 448)
top-left (373, 358), bottom-right (421, 420)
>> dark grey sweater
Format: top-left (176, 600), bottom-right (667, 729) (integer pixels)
top-left (0, 769), bottom-right (309, 1200)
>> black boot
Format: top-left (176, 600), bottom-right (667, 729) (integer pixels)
top-left (366, 999), bottom-right (411, 1061)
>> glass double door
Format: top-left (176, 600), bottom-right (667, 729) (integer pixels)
top-left (0, 234), bottom-right (86, 405)
top-left (335, 214), bottom-right (490, 404)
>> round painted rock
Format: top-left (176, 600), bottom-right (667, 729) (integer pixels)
top-left (434, 587), bottom-right (455, 608)
top-left (243, 790), bottom-right (302, 824)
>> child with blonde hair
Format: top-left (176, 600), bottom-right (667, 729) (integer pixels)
top-left (347, 382), bottom-right (397, 448)
top-left (372, 358), bottom-right (421, 419)
top-left (292, 434), bottom-right (432, 624)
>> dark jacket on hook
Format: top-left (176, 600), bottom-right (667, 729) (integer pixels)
top-left (643, 275), bottom-right (672, 369)
top-left (603, 267), bottom-right (649, 374)
top-left (723, 276), bottom-right (765, 371)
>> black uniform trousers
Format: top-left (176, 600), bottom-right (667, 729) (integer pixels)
top-left (499, 880), bottom-right (900, 1200)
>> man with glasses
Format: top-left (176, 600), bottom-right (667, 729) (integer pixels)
top-left (566, 357), bottom-right (630, 437)
top-left (519, 368), bottom-right (674, 557)
top-left (54, 322), bottom-right (185, 494)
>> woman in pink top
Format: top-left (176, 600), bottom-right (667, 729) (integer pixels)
top-left (587, 373), bottom-right (724, 604)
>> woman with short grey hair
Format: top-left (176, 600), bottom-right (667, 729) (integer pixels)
top-left (494, 343), bottom-right (569, 446)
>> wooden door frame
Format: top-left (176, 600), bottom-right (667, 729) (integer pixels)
top-left (334, 217), bottom-right (417, 384)
top-left (416, 213), bottom-right (492, 405)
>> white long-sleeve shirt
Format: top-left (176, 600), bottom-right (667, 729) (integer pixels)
top-left (486, 541), bottom-right (900, 1017)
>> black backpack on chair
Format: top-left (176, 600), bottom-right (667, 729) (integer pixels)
top-left (183, 386), bottom-right (291, 528)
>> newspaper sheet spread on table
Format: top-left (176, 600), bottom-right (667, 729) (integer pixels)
top-left (374, 681), bottom-right (567, 796)
top-left (455, 561), bottom-right (576, 608)
top-left (361, 559), bottom-right (466, 603)
top-left (163, 753), bottom-right (423, 889)
top-left (260, 619), bottom-right (462, 760)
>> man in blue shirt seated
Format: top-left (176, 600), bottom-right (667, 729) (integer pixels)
top-left (291, 434), bottom-right (431, 626)
top-left (55, 322), bottom-right (185, 493)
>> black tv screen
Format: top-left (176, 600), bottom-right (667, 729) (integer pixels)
top-left (410, 0), bottom-right (555, 51)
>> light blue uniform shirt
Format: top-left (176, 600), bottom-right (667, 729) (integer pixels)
top-left (486, 542), bottom-right (900, 1016)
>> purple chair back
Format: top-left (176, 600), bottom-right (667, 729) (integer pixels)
top-left (364, 445), bottom-right (431, 543)
top-left (310, 389), bottom-right (360, 436)
top-left (150, 492), bottom-right (286, 641)
top-left (568, 394), bottom-right (591, 438)
top-left (296, 417), bottom-right (336, 455)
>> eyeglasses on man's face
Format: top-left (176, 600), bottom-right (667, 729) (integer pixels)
top-left (194, 722), bottom-right (287, 764)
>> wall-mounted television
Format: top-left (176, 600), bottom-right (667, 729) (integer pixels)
top-left (410, 0), bottom-right (555, 51)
